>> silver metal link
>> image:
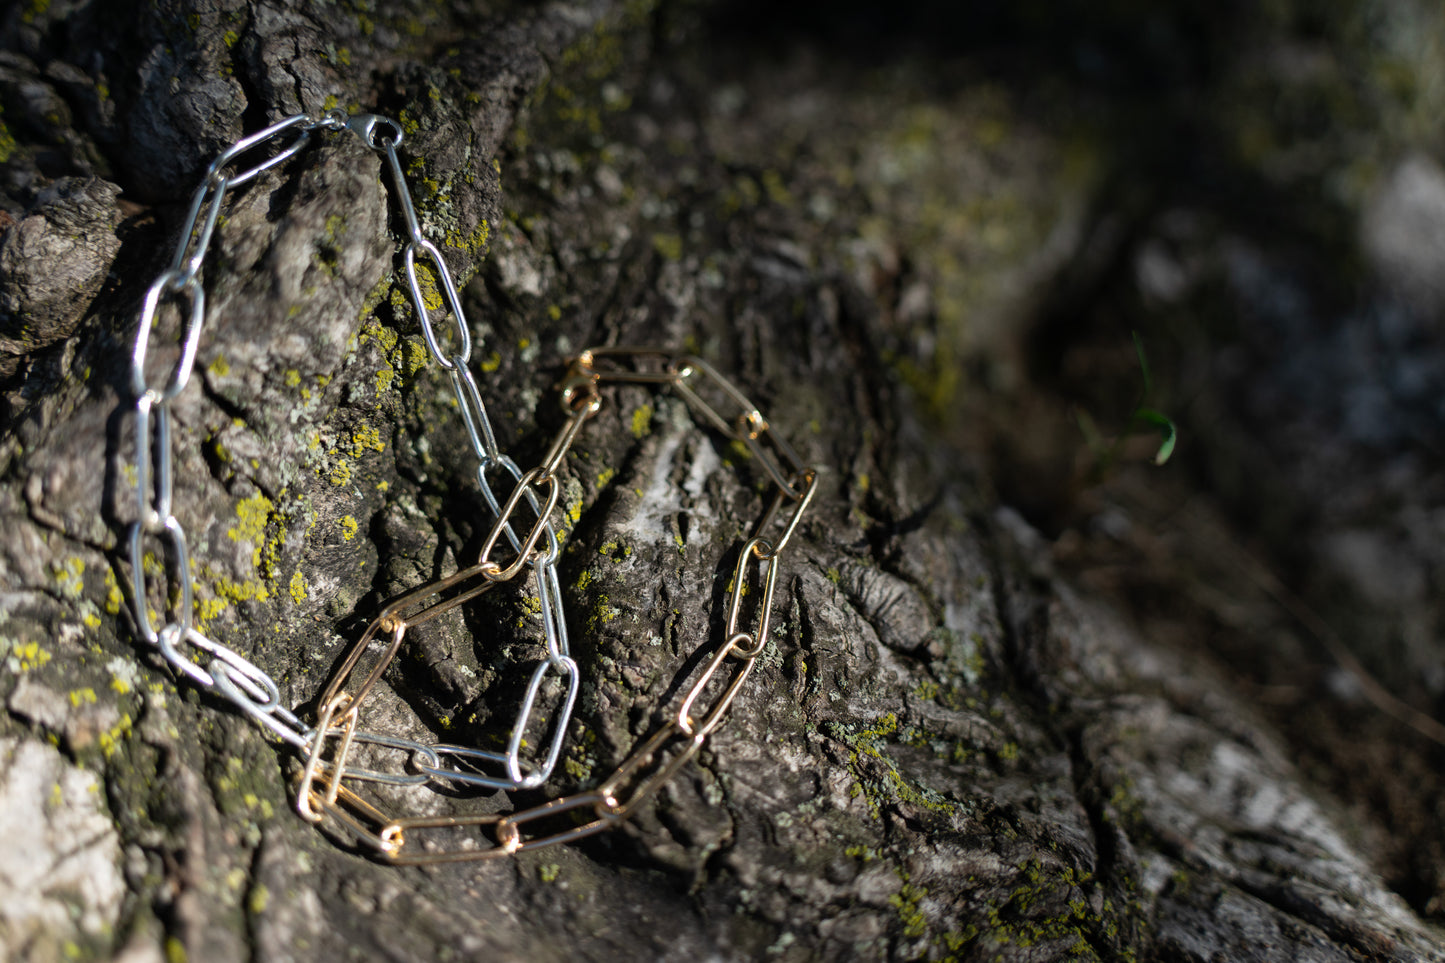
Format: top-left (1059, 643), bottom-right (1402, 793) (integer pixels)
top-left (404, 237), bottom-right (471, 368)
top-left (447, 360), bottom-right (503, 463)
top-left (170, 176), bottom-right (228, 281)
top-left (380, 137), bottom-right (424, 244)
top-left (127, 516), bottom-right (192, 648)
top-left (300, 729), bottom-right (442, 787)
top-left (418, 647), bottom-right (578, 792)
top-left (205, 113), bottom-right (313, 189)
top-left (130, 268), bottom-right (205, 402)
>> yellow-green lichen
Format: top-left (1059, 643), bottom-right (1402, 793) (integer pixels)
top-left (212, 573), bottom-right (269, 604)
top-left (52, 556), bottom-right (85, 600)
top-left (105, 568), bottom-right (123, 614)
top-left (340, 516), bottom-right (358, 541)
top-left (830, 712), bottom-right (957, 821)
top-left (630, 403), bottom-right (653, 438)
top-left (90, 712), bottom-right (133, 757)
top-left (350, 425), bottom-right (385, 456)
top-left (586, 594), bottom-right (621, 631)
top-left (248, 884), bottom-right (269, 915)
top-left (228, 493), bottom-right (274, 566)
top-left (651, 233), bottom-right (683, 261)
top-left (289, 570), bottom-right (307, 604)
top-left (890, 879), bottom-right (929, 939)
top-left (19, 0), bottom-right (50, 27)
top-left (966, 858), bottom-right (1117, 960)
top-left (6, 640), bottom-right (52, 672)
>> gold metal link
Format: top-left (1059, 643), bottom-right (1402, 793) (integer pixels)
top-left (302, 778), bottom-right (406, 856)
top-left (676, 631), bottom-right (760, 737)
top-left (476, 468), bottom-right (561, 582)
top-left (595, 722), bottom-right (705, 821)
top-left (754, 468), bottom-right (820, 560)
top-left (725, 536), bottom-right (780, 658)
top-left (296, 692), bottom-right (358, 822)
top-left (536, 393), bottom-right (602, 481)
top-left (379, 811), bottom-right (512, 863)
top-left (494, 792), bottom-right (615, 852)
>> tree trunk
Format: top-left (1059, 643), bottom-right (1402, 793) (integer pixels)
top-left (2, 2), bottom-right (1442, 961)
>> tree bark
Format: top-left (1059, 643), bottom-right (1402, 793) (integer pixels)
top-left (1, 2), bottom-right (1442, 961)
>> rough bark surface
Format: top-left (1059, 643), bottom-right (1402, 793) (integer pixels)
top-left (2, 2), bottom-right (1443, 962)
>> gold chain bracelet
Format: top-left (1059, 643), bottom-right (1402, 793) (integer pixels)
top-left (301, 347), bottom-right (820, 863)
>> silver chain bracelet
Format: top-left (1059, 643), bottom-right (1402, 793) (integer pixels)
top-left (123, 109), bottom-right (578, 804)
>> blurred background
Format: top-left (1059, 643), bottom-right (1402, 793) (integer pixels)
top-left (697, 0), bottom-right (1445, 915)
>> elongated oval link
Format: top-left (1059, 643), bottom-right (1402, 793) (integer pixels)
top-left (208, 642), bottom-right (312, 751)
top-left (595, 723), bottom-right (706, 822)
top-left (676, 632), bottom-right (760, 738)
top-left (303, 780), bottom-right (406, 856)
top-left (130, 269), bottom-right (205, 402)
top-left (126, 515), bottom-right (193, 649)
top-left (724, 536), bottom-right (779, 659)
top-left (297, 692), bottom-right (357, 822)
top-left (170, 175), bottom-right (229, 282)
top-left (476, 468), bottom-right (560, 582)
top-left (476, 455), bottom-right (562, 566)
top-left (403, 238), bottom-right (471, 368)
top-left (754, 467), bottom-right (820, 560)
top-left (670, 356), bottom-right (806, 499)
top-left (205, 112), bottom-right (313, 189)
top-left (378, 810), bottom-right (511, 863)
top-left (494, 792), bottom-right (615, 854)
top-left (447, 359), bottom-right (503, 463)
top-left (412, 654), bottom-right (579, 791)
top-left (507, 654), bottom-right (581, 787)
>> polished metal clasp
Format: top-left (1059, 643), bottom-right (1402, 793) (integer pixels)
top-left (347, 113), bottom-right (404, 150)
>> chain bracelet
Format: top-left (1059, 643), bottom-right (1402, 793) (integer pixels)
top-left (301, 347), bottom-right (821, 864)
top-left (122, 109), bottom-right (579, 809)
